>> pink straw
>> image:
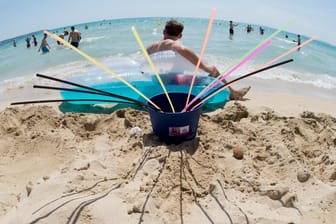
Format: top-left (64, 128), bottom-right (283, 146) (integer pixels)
top-left (183, 39), bottom-right (272, 112)
top-left (190, 36), bottom-right (316, 110)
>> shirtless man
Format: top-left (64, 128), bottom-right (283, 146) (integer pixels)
top-left (146, 19), bottom-right (250, 100)
top-left (68, 26), bottom-right (81, 48)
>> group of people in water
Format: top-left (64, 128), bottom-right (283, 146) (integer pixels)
top-left (13, 26), bottom-right (82, 54)
top-left (229, 20), bottom-right (300, 51)
top-left (56, 26), bottom-right (82, 48)
top-left (229, 20), bottom-right (265, 39)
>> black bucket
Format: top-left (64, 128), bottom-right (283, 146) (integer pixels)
top-left (147, 92), bottom-right (203, 144)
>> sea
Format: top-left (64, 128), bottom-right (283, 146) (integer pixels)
top-left (0, 17), bottom-right (335, 102)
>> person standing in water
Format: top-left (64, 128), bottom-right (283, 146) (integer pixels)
top-left (68, 26), bottom-right (81, 48)
top-left (38, 33), bottom-right (51, 54)
top-left (229, 20), bottom-right (238, 40)
top-left (259, 26), bottom-right (264, 35)
top-left (296, 34), bottom-right (301, 51)
top-left (32, 35), bottom-right (38, 47)
top-left (25, 36), bottom-right (31, 48)
top-left (146, 19), bottom-right (250, 100)
top-left (293, 34), bottom-right (301, 51)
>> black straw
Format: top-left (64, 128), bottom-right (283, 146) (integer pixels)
top-left (36, 73), bottom-right (148, 108)
top-left (11, 98), bottom-right (139, 106)
top-left (200, 59), bottom-right (294, 104)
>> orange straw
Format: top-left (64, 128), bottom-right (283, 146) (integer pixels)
top-left (185, 8), bottom-right (216, 108)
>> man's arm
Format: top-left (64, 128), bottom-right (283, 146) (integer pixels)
top-left (175, 44), bottom-right (220, 76)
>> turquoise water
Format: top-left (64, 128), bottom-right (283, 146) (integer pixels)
top-left (1, 17), bottom-right (336, 94)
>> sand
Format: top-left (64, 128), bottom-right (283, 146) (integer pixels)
top-left (0, 84), bottom-right (336, 223)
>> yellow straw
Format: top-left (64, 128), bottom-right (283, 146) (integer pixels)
top-left (131, 26), bottom-right (176, 112)
top-left (44, 30), bottom-right (161, 110)
top-left (185, 8), bottom-right (216, 109)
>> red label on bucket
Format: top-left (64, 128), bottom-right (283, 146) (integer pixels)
top-left (169, 125), bottom-right (190, 136)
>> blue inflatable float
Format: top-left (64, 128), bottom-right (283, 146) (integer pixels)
top-left (60, 51), bottom-right (230, 113)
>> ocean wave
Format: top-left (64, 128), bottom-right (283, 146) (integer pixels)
top-left (81, 36), bottom-right (106, 43)
top-left (205, 55), bottom-right (336, 89)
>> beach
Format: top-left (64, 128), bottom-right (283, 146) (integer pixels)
top-left (0, 77), bottom-right (335, 224)
top-left (1, 17), bottom-right (336, 224)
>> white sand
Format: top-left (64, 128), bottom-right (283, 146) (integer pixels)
top-left (0, 78), bottom-right (335, 223)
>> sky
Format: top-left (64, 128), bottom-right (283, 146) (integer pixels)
top-left (1, 0), bottom-right (335, 45)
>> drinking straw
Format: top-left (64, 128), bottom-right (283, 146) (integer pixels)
top-left (35, 73), bottom-right (148, 108)
top-left (183, 39), bottom-right (272, 112)
top-left (131, 27), bottom-right (176, 112)
top-left (11, 99), bottom-right (141, 106)
top-left (207, 39), bottom-right (271, 93)
top-left (191, 36), bottom-right (316, 109)
top-left (44, 31), bottom-right (161, 111)
top-left (190, 59), bottom-right (294, 110)
top-left (185, 8), bottom-right (216, 107)
top-left (33, 85), bottom-right (150, 108)
top-left (183, 19), bottom-right (296, 112)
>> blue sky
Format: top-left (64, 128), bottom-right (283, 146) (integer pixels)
top-left (1, 0), bottom-right (335, 45)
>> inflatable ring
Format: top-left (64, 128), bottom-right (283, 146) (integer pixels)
top-left (140, 50), bottom-right (207, 75)
top-left (69, 56), bottom-right (147, 86)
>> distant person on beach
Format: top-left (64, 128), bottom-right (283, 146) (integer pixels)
top-left (13, 39), bottom-right (16, 47)
top-left (146, 18), bottom-right (250, 100)
top-left (38, 33), bottom-right (51, 54)
top-left (68, 26), bottom-right (81, 48)
top-left (229, 20), bottom-right (238, 40)
top-left (25, 36), bottom-right (31, 48)
top-left (32, 35), bottom-right (38, 47)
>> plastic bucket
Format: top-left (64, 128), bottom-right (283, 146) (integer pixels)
top-left (147, 92), bottom-right (203, 144)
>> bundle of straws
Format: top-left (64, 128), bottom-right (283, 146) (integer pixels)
top-left (12, 8), bottom-right (316, 113)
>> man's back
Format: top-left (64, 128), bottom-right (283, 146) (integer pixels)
top-left (70, 30), bottom-right (81, 42)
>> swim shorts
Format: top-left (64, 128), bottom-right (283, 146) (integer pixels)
top-left (42, 46), bottom-right (49, 53)
top-left (71, 42), bottom-right (79, 48)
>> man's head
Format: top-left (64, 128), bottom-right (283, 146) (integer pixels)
top-left (164, 19), bottom-right (184, 37)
